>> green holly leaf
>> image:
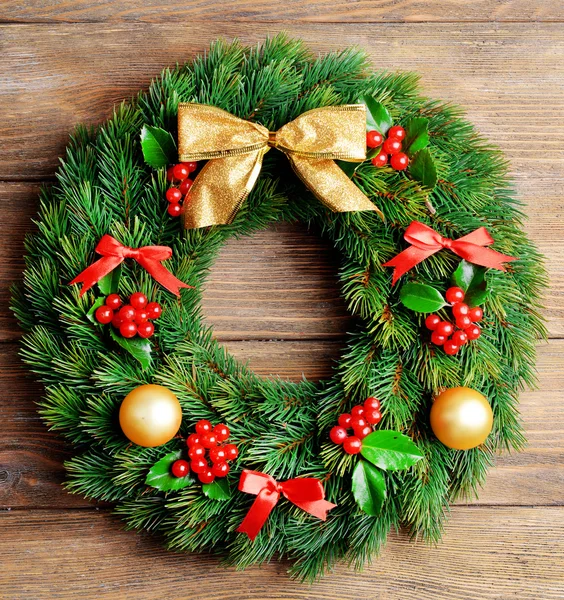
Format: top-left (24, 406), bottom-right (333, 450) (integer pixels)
top-left (140, 125), bottom-right (177, 169)
top-left (452, 260), bottom-right (488, 307)
top-left (409, 149), bottom-right (437, 190)
top-left (110, 328), bottom-right (152, 370)
top-left (352, 459), bottom-right (387, 516)
top-left (399, 282), bottom-right (447, 313)
top-left (86, 297), bottom-right (105, 324)
top-left (403, 117), bottom-right (430, 156)
top-left (97, 264), bottom-right (121, 296)
top-left (337, 160), bottom-right (359, 178)
top-left (202, 478), bottom-right (231, 501)
top-left (360, 430), bottom-right (425, 471)
top-left (145, 450), bottom-right (193, 492)
top-left (362, 96), bottom-right (393, 135)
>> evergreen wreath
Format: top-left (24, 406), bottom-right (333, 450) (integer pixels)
top-left (12, 34), bottom-right (546, 580)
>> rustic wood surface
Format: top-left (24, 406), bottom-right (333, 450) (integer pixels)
top-left (1, 3), bottom-right (563, 599)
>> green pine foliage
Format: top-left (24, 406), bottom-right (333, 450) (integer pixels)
top-left (12, 34), bottom-right (546, 581)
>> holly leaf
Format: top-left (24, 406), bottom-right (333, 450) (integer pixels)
top-left (409, 149), bottom-right (437, 190)
top-left (109, 328), bottom-right (152, 370)
top-left (202, 478), bottom-right (231, 501)
top-left (140, 125), bottom-right (177, 169)
top-left (337, 160), bottom-right (359, 178)
top-left (86, 297), bottom-right (105, 324)
top-left (399, 282), bottom-right (447, 313)
top-left (145, 450), bottom-right (193, 492)
top-left (352, 459), bottom-right (387, 516)
top-left (360, 430), bottom-right (425, 471)
top-left (97, 264), bottom-right (121, 296)
top-left (403, 117), bottom-right (430, 156)
top-left (362, 96), bottom-right (393, 135)
top-left (452, 260), bottom-right (488, 307)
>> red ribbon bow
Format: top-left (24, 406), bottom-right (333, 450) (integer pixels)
top-left (382, 221), bottom-right (517, 285)
top-left (236, 470), bottom-right (336, 541)
top-left (70, 234), bottom-right (192, 297)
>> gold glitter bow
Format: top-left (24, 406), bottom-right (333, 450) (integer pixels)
top-left (177, 103), bottom-right (381, 229)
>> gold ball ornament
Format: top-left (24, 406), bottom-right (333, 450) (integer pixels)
top-left (119, 384), bottom-right (182, 447)
top-left (430, 387), bottom-right (493, 450)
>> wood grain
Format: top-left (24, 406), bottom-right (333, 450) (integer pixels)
top-left (0, 507), bottom-right (562, 599)
top-left (0, 0), bottom-right (562, 23)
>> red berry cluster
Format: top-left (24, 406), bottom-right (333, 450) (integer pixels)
top-left (165, 161), bottom-right (198, 217)
top-left (171, 420), bottom-right (239, 484)
top-left (366, 125), bottom-right (409, 171)
top-left (425, 287), bottom-right (483, 356)
top-left (329, 397), bottom-right (382, 455)
top-left (94, 292), bottom-right (162, 339)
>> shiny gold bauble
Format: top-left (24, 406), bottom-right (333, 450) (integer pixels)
top-left (119, 384), bottom-right (182, 447)
top-left (430, 387), bottom-right (493, 450)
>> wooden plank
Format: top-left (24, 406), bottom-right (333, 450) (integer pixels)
top-left (1, 339), bottom-right (562, 508)
top-left (0, 507), bottom-right (562, 599)
top-left (2, 183), bottom-right (563, 341)
top-left (0, 0), bottom-right (562, 24)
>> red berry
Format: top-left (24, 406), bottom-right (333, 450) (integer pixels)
top-left (105, 294), bottom-right (122, 310)
top-left (198, 469), bottom-right (215, 484)
top-left (343, 436), bottom-right (362, 455)
top-left (435, 321), bottom-right (454, 337)
top-left (443, 341), bottom-right (460, 356)
top-left (338, 413), bottom-right (352, 428)
top-left (167, 202), bottom-right (182, 217)
top-left (134, 310), bottom-right (149, 324)
top-left (452, 330), bottom-right (468, 346)
top-left (364, 397), bottom-right (380, 411)
top-left (137, 322), bottom-right (154, 339)
top-left (213, 424), bottom-right (230, 442)
top-left (382, 137), bottom-right (402, 155)
top-left (465, 324), bottom-right (482, 340)
top-left (366, 130), bottom-right (384, 148)
top-left (211, 462), bottom-right (230, 478)
top-left (364, 409), bottom-right (382, 425)
top-left (171, 459), bottom-right (190, 478)
top-left (200, 432), bottom-right (217, 448)
top-left (351, 405), bottom-right (365, 417)
top-left (445, 287), bottom-right (465, 304)
top-left (390, 152), bottom-right (409, 170)
top-left (190, 458), bottom-right (207, 473)
top-left (354, 425), bottom-right (372, 439)
top-left (468, 307), bottom-right (483, 322)
top-left (388, 125), bottom-right (406, 141)
top-left (209, 446), bottom-right (227, 464)
top-left (179, 178), bottom-right (193, 195)
top-left (146, 302), bottom-right (162, 320)
top-left (425, 314), bottom-right (441, 331)
top-left (130, 292), bottom-right (148, 310)
top-left (371, 151), bottom-right (388, 167)
top-left (166, 166), bottom-right (176, 182)
top-left (330, 426), bottom-right (348, 445)
top-left (166, 187), bottom-right (182, 204)
top-left (455, 315), bottom-right (472, 329)
top-left (118, 305), bottom-right (135, 322)
top-left (195, 420), bottom-right (212, 434)
top-left (111, 314), bottom-right (123, 329)
top-left (224, 444), bottom-right (238, 460)
top-left (188, 444), bottom-right (206, 460)
top-left (182, 161), bottom-right (198, 173)
top-left (431, 331), bottom-right (447, 346)
top-left (452, 303), bottom-right (469, 318)
top-left (95, 305), bottom-right (114, 324)
top-left (186, 433), bottom-right (200, 447)
top-left (350, 416), bottom-right (367, 430)
top-left (119, 321), bottom-right (137, 338)
top-left (172, 164), bottom-right (190, 181)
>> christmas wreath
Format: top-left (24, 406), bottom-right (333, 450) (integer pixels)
top-left (12, 35), bottom-right (546, 580)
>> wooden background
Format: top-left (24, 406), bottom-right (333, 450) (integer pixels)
top-left (1, 2), bottom-right (563, 598)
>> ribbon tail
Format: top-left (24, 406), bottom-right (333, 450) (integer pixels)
top-left (236, 488), bottom-right (280, 542)
top-left (182, 147), bottom-right (268, 229)
top-left (69, 255), bottom-right (123, 297)
top-left (287, 155), bottom-right (384, 220)
top-left (290, 498), bottom-right (336, 521)
top-left (135, 257), bottom-right (192, 298)
top-left (382, 246), bottom-right (437, 285)
top-left (451, 242), bottom-right (517, 272)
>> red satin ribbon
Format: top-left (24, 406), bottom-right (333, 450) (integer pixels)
top-left (69, 234), bottom-right (192, 297)
top-left (382, 221), bottom-right (517, 285)
top-left (236, 470), bottom-right (336, 541)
